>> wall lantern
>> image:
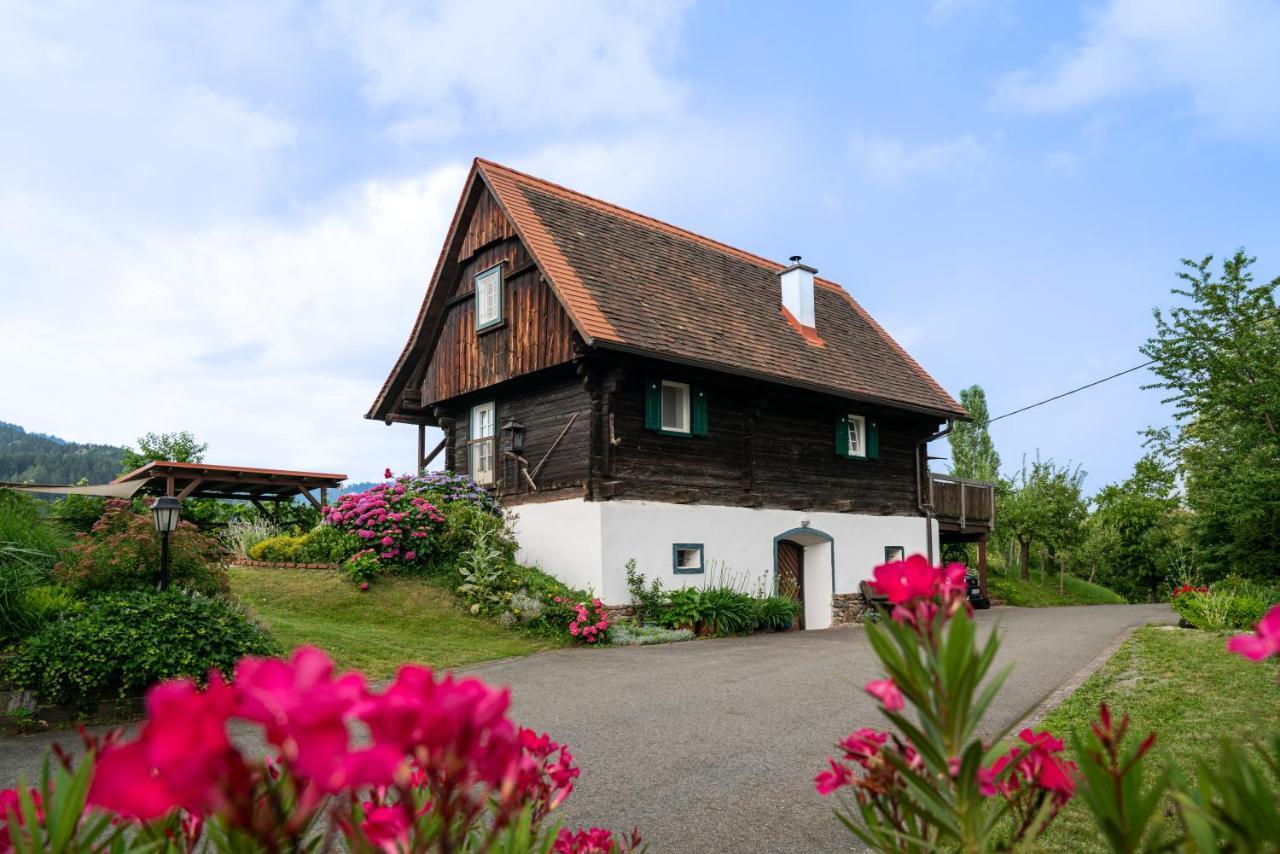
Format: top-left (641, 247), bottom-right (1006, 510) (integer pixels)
top-left (151, 495), bottom-right (182, 591)
top-left (502, 418), bottom-right (525, 455)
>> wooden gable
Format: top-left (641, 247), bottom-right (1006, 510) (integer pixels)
top-left (415, 185), bottom-right (579, 406)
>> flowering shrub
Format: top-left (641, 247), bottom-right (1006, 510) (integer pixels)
top-left (343, 548), bottom-right (381, 584)
top-left (567, 598), bottom-right (609, 644)
top-left (1170, 581), bottom-right (1277, 631)
top-left (322, 478), bottom-right (447, 575)
top-left (54, 499), bottom-right (228, 597)
top-left (0, 647), bottom-right (640, 852)
top-left (1171, 583), bottom-right (1209, 597)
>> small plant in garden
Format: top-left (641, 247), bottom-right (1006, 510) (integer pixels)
top-left (624, 559), bottom-right (667, 625)
top-left (456, 526), bottom-right (512, 615)
top-left (606, 623), bottom-right (693, 646)
top-left (0, 646), bottom-right (640, 852)
top-left (568, 598), bottom-right (609, 644)
top-left (343, 548), bottom-right (381, 584)
top-left (217, 516), bottom-right (282, 560)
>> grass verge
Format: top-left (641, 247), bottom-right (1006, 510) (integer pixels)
top-left (988, 570), bottom-right (1125, 607)
top-left (1034, 625), bottom-right (1280, 851)
top-left (229, 567), bottom-right (567, 678)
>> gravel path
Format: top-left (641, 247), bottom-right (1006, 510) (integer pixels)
top-left (0, 604), bottom-right (1173, 852)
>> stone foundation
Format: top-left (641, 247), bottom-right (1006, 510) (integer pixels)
top-left (603, 604), bottom-right (637, 624)
top-left (831, 592), bottom-right (867, 626)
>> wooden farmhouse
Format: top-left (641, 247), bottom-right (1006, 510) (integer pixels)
top-left (369, 159), bottom-right (993, 628)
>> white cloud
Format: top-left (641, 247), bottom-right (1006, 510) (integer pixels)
top-left (0, 166), bottom-right (468, 482)
top-left (320, 0), bottom-right (689, 135)
top-left (847, 132), bottom-right (984, 182)
top-left (991, 0), bottom-right (1280, 137)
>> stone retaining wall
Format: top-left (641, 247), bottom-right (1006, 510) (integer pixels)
top-left (231, 559), bottom-right (339, 570)
top-left (831, 592), bottom-right (867, 626)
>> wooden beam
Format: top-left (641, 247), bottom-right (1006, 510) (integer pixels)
top-left (530, 412), bottom-right (579, 481)
top-left (423, 436), bottom-right (447, 468)
top-left (176, 478), bottom-right (204, 500)
top-left (301, 489), bottom-right (322, 511)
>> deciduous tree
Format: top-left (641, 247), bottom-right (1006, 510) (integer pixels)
top-left (948, 385), bottom-right (1001, 482)
top-left (999, 456), bottom-right (1087, 580)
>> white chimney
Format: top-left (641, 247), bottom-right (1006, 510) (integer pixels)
top-left (780, 255), bottom-right (816, 328)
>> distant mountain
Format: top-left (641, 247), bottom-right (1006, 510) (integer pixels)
top-left (337, 481), bottom-right (377, 496)
top-left (0, 421), bottom-right (125, 485)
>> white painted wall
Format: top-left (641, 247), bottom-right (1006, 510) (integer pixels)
top-left (509, 499), bottom-right (603, 594)
top-left (510, 498), bottom-right (938, 628)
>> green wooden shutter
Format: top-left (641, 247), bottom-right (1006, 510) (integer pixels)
top-left (834, 415), bottom-right (849, 457)
top-left (691, 385), bottom-right (709, 436)
top-left (867, 419), bottom-right (880, 459)
top-left (644, 379), bottom-right (662, 431)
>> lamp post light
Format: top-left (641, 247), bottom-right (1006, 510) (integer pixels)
top-left (151, 495), bottom-right (181, 591)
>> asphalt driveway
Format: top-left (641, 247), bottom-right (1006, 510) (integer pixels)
top-left (0, 604), bottom-right (1172, 852)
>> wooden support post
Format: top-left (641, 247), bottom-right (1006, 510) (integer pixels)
top-left (320, 487), bottom-right (328, 507)
top-left (301, 489), bottom-right (322, 511)
top-left (166, 475), bottom-right (175, 497)
top-left (417, 423), bottom-right (426, 475)
top-left (977, 534), bottom-right (989, 599)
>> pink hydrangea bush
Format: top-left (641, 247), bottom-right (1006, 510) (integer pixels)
top-left (567, 598), bottom-right (610, 644)
top-left (322, 476), bottom-right (448, 581)
top-left (0, 647), bottom-right (640, 853)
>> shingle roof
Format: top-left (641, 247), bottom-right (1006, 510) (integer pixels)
top-left (368, 159), bottom-right (966, 421)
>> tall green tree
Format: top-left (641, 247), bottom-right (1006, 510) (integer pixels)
top-left (999, 455), bottom-right (1087, 580)
top-left (948, 385), bottom-right (1001, 481)
top-left (119, 431), bottom-right (208, 474)
top-left (1141, 251), bottom-right (1280, 579)
top-left (1089, 455), bottom-right (1184, 601)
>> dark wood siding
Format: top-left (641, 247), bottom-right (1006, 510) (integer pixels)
top-left (419, 189), bottom-right (577, 406)
top-left (596, 357), bottom-right (939, 515)
top-left (442, 370), bottom-right (593, 502)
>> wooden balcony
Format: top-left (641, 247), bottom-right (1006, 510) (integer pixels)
top-left (928, 474), bottom-right (995, 534)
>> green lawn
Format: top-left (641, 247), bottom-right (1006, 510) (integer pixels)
top-left (1034, 626), bottom-right (1280, 851)
top-left (229, 567), bottom-right (566, 678)
top-left (987, 570), bottom-right (1126, 607)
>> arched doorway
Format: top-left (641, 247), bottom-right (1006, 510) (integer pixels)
top-left (773, 527), bottom-right (835, 631)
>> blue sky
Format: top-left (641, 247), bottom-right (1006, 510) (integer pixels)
top-left (2, 0), bottom-right (1277, 490)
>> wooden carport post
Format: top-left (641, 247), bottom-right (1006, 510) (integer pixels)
top-left (977, 533), bottom-right (989, 599)
top-left (417, 424), bottom-right (426, 475)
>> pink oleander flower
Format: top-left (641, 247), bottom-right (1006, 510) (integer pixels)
top-left (864, 678), bottom-right (905, 712)
top-left (814, 757), bottom-right (855, 795)
top-left (940, 562), bottom-right (968, 596)
top-left (554, 827), bottom-right (618, 854)
top-left (359, 803), bottom-right (411, 852)
top-left (0, 787), bottom-right (43, 850)
top-left (838, 728), bottom-right (889, 766)
top-left (869, 555), bottom-right (939, 604)
top-left (1227, 604), bottom-right (1280, 661)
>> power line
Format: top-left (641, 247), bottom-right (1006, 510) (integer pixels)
top-left (976, 360), bottom-right (1157, 429)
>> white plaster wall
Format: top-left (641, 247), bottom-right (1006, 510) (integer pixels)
top-left (511, 499), bottom-right (939, 627)
top-left (509, 499), bottom-right (604, 594)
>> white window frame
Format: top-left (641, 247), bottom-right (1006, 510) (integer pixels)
top-left (846, 414), bottom-right (867, 459)
top-left (474, 265), bottom-right (503, 332)
top-left (660, 380), bottom-right (691, 435)
top-left (469, 402), bottom-right (496, 485)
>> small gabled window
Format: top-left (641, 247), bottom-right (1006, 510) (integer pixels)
top-left (474, 265), bottom-right (503, 332)
top-left (673, 543), bottom-right (704, 574)
top-left (836, 413), bottom-right (879, 459)
top-left (645, 378), bottom-right (708, 437)
top-left (469, 402), bottom-right (496, 485)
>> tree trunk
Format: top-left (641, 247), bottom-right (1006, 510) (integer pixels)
top-left (1019, 539), bottom-right (1031, 580)
top-left (1089, 562), bottom-right (1097, 584)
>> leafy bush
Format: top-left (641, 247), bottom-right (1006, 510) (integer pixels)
top-left (0, 489), bottom-right (70, 640)
top-left (218, 516), bottom-right (282, 559)
top-left (247, 534), bottom-right (306, 562)
top-left (19, 584), bottom-right (79, 628)
top-left (49, 494), bottom-right (106, 534)
top-left (53, 499), bottom-right (228, 598)
top-left (662, 587), bottom-right (703, 630)
top-left (295, 523), bottom-right (354, 563)
top-left (625, 558), bottom-right (668, 624)
top-left (343, 549), bottom-right (380, 584)
top-left (4, 589), bottom-right (275, 710)
top-left (456, 526), bottom-right (512, 615)
top-left (321, 475), bottom-right (449, 572)
top-left (606, 623), bottom-right (693, 646)
top-left (1171, 582), bottom-right (1277, 631)
top-left (697, 585), bottom-right (756, 635)
top-left (753, 595), bottom-right (802, 631)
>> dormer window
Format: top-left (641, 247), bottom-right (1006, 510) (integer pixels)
top-left (836, 413), bottom-right (879, 459)
top-left (474, 265), bottom-right (503, 332)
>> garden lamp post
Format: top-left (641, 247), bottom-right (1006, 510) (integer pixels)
top-left (151, 495), bottom-right (181, 591)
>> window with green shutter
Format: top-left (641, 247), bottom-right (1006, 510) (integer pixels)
top-left (644, 378), bottom-right (707, 437)
top-left (836, 414), bottom-right (879, 460)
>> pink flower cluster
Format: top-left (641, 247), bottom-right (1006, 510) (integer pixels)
top-left (53, 647), bottom-right (596, 850)
top-left (867, 554), bottom-right (969, 626)
top-left (983, 728), bottom-right (1078, 806)
top-left (568, 598), bottom-right (609, 644)
top-left (1227, 603), bottom-right (1280, 665)
top-left (0, 788), bottom-right (41, 851)
top-left (322, 480), bottom-right (445, 569)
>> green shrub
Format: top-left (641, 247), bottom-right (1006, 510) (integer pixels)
top-left (438, 504), bottom-right (515, 572)
top-left (19, 584), bottom-right (79, 628)
top-left (3, 589), bottom-right (276, 711)
top-left (295, 524), bottom-right (355, 563)
top-left (456, 526), bottom-right (512, 616)
top-left (753, 595), bottom-right (802, 631)
top-left (697, 585), bottom-right (757, 635)
top-left (625, 559), bottom-right (668, 625)
top-left (607, 623), bottom-right (694, 646)
top-left (247, 534), bottom-right (307, 563)
top-left (662, 587), bottom-right (703, 630)
top-left (1172, 583), bottom-right (1278, 631)
top-left (49, 494), bottom-right (106, 534)
top-left (1, 489), bottom-right (71, 640)
top-left (54, 499), bottom-right (228, 597)
top-left (219, 516), bottom-right (283, 560)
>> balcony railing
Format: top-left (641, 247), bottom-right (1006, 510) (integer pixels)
top-left (928, 474), bottom-right (995, 530)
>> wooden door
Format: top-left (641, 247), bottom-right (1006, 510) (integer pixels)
top-left (776, 540), bottom-right (805, 630)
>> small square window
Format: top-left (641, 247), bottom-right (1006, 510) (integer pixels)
top-left (661, 381), bottom-right (690, 434)
top-left (673, 543), bottom-right (704, 574)
top-left (846, 414), bottom-right (867, 458)
top-left (884, 546), bottom-right (905, 564)
top-left (474, 265), bottom-right (503, 331)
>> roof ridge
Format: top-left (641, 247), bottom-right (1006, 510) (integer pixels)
top-left (475, 157), bottom-right (809, 275)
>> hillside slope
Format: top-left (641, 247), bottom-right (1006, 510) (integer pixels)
top-left (0, 421), bottom-right (124, 485)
